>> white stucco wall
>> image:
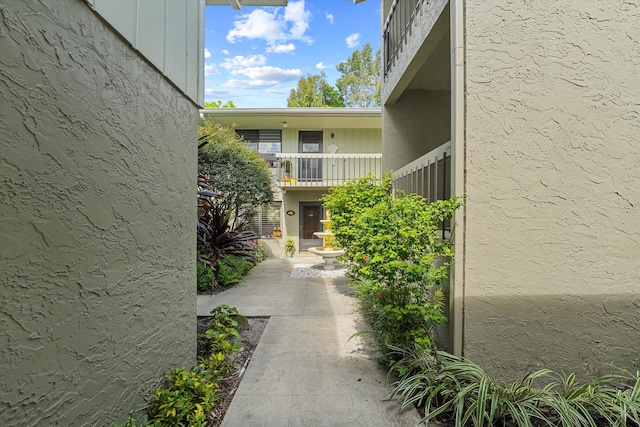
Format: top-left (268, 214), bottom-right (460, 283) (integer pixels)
top-left (0, 0), bottom-right (197, 424)
top-left (462, 0), bottom-right (640, 377)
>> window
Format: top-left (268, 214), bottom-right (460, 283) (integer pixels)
top-left (251, 202), bottom-right (282, 238)
top-left (236, 129), bottom-right (282, 154)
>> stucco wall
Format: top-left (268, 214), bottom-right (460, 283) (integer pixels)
top-left (382, 89), bottom-right (451, 172)
top-left (462, 0), bottom-right (640, 377)
top-left (0, 0), bottom-right (197, 425)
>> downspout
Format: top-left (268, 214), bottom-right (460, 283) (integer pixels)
top-left (450, 0), bottom-right (466, 358)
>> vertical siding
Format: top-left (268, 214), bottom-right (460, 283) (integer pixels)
top-left (281, 128), bottom-right (382, 153)
top-left (90, 0), bottom-right (203, 105)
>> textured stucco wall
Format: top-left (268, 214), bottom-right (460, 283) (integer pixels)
top-left (462, 0), bottom-right (640, 377)
top-left (0, 0), bottom-right (197, 425)
top-left (382, 89), bottom-right (451, 172)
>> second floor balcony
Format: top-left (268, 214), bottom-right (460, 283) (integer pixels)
top-left (274, 153), bottom-right (382, 188)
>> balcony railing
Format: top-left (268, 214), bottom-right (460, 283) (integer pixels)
top-left (392, 141), bottom-right (451, 203)
top-left (274, 153), bottom-right (382, 187)
top-left (383, 0), bottom-right (423, 80)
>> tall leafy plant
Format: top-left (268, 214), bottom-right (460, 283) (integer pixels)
top-left (197, 176), bottom-right (257, 291)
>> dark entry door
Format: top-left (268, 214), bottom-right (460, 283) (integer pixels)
top-left (298, 131), bottom-right (322, 181)
top-left (299, 202), bottom-right (323, 252)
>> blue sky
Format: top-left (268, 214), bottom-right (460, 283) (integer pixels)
top-left (203, 0), bottom-right (380, 108)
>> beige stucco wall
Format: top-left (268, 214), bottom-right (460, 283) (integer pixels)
top-left (462, 0), bottom-right (640, 377)
top-left (0, 0), bottom-right (197, 424)
top-left (382, 89), bottom-right (451, 172)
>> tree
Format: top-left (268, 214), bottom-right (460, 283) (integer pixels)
top-left (198, 121), bottom-right (273, 228)
top-left (336, 43), bottom-right (381, 108)
top-left (287, 72), bottom-right (345, 107)
top-left (204, 100), bottom-right (236, 108)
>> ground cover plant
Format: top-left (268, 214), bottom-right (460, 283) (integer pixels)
top-left (388, 346), bottom-right (640, 427)
top-left (113, 306), bottom-right (262, 427)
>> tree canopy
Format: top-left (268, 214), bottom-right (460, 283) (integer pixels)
top-left (287, 72), bottom-right (345, 107)
top-left (198, 121), bottom-right (273, 228)
top-left (336, 43), bottom-right (381, 108)
top-left (203, 100), bottom-right (236, 108)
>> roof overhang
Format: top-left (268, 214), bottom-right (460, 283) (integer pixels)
top-left (205, 0), bottom-right (287, 10)
top-left (200, 108), bottom-right (382, 130)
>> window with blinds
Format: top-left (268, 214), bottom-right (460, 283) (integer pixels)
top-left (236, 129), bottom-right (282, 154)
top-left (251, 202), bottom-right (282, 238)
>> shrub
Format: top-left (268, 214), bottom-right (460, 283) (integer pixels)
top-left (389, 346), bottom-right (640, 427)
top-left (325, 174), bottom-right (460, 354)
top-left (254, 240), bottom-right (269, 263)
top-left (196, 261), bottom-right (213, 292)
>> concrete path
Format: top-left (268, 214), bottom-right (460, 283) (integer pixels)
top-left (197, 255), bottom-right (422, 427)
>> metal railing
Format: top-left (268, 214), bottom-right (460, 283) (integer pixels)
top-left (392, 141), bottom-right (451, 203)
top-left (274, 153), bottom-right (382, 187)
top-left (383, 0), bottom-right (423, 80)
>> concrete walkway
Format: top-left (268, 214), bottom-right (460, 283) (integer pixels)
top-left (197, 255), bottom-right (422, 427)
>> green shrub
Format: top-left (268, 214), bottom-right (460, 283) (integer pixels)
top-left (389, 346), bottom-right (640, 427)
top-left (254, 240), bottom-right (269, 263)
top-left (196, 261), bottom-right (213, 292)
top-left (146, 367), bottom-right (218, 427)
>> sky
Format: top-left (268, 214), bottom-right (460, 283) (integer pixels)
top-left (203, 0), bottom-right (381, 108)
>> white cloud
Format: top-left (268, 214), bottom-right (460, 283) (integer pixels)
top-left (284, 0), bottom-right (311, 40)
top-left (267, 43), bottom-right (296, 54)
top-left (325, 12), bottom-right (334, 24)
top-left (346, 33), bottom-right (360, 48)
top-left (204, 88), bottom-right (230, 96)
top-left (316, 61), bottom-right (332, 70)
top-left (220, 55), bottom-right (267, 70)
top-left (204, 48), bottom-right (211, 58)
top-left (224, 66), bottom-right (301, 88)
top-left (204, 64), bottom-right (219, 76)
top-left (226, 0), bottom-right (312, 47)
top-left (221, 49), bottom-right (230, 55)
top-left (232, 65), bottom-right (301, 81)
top-left (267, 87), bottom-right (294, 95)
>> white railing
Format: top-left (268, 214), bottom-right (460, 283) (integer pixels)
top-left (392, 141), bottom-right (451, 202)
top-left (274, 153), bottom-right (382, 187)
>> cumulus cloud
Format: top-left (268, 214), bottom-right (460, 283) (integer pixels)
top-left (224, 66), bottom-right (301, 88)
top-left (205, 88), bottom-right (231, 96)
top-left (325, 12), bottom-right (334, 24)
top-left (267, 43), bottom-right (296, 54)
top-left (226, 0), bottom-right (312, 50)
top-left (220, 55), bottom-right (267, 70)
top-left (316, 62), bottom-right (332, 70)
top-left (346, 33), bottom-right (360, 48)
top-left (232, 66), bottom-right (301, 81)
top-left (204, 64), bottom-right (219, 76)
top-left (204, 48), bottom-right (211, 58)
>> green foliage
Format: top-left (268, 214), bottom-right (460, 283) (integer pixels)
top-left (199, 305), bottom-right (247, 373)
top-left (323, 174), bottom-right (460, 354)
top-left (321, 172), bottom-right (392, 250)
top-left (197, 176), bottom-right (258, 291)
top-left (336, 43), bottom-right (381, 107)
top-left (389, 346), bottom-right (640, 427)
top-left (216, 255), bottom-right (254, 287)
top-left (284, 238), bottom-right (296, 256)
top-left (287, 72), bottom-right (345, 107)
top-left (196, 261), bottom-right (213, 292)
top-left (198, 122), bottom-right (273, 227)
top-left (146, 367), bottom-right (218, 427)
top-left (203, 100), bottom-right (236, 108)
top-left (113, 411), bottom-right (147, 427)
top-left (254, 240), bottom-right (269, 263)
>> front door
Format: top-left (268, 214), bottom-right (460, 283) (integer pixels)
top-left (299, 202), bottom-right (323, 252)
top-left (298, 131), bottom-right (323, 181)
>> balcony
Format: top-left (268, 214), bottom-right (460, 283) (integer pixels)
top-left (391, 141), bottom-right (450, 203)
top-left (383, 0), bottom-right (422, 80)
top-left (274, 153), bottom-right (382, 187)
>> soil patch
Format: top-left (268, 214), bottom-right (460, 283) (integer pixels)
top-left (197, 316), bottom-right (269, 427)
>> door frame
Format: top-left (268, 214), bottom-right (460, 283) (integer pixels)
top-left (298, 131), bottom-right (323, 182)
top-left (299, 202), bottom-right (324, 252)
